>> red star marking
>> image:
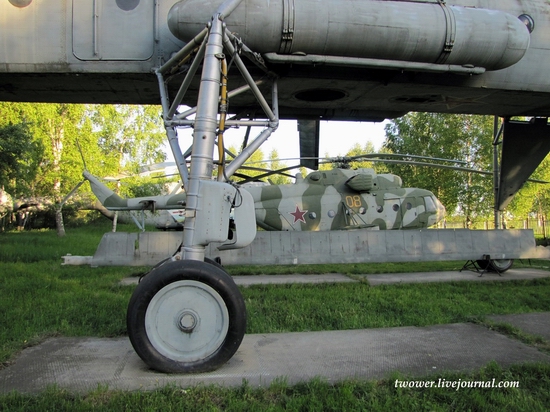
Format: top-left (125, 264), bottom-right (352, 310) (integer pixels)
top-left (289, 205), bottom-right (308, 224)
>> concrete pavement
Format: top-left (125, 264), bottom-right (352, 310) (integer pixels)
top-left (119, 267), bottom-right (550, 287)
top-left (1, 267), bottom-right (549, 395)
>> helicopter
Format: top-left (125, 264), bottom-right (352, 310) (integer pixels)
top-left (84, 164), bottom-right (446, 233)
top-left (249, 168), bottom-right (445, 231)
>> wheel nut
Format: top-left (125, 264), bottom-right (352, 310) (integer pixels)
top-left (178, 312), bottom-right (197, 333)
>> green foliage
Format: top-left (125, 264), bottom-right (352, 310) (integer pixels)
top-left (91, 105), bottom-right (166, 175)
top-left (116, 176), bottom-right (171, 198)
top-left (0, 102), bottom-right (166, 200)
top-left (0, 109), bottom-right (43, 197)
top-left (507, 153), bottom-right (550, 220)
top-left (384, 113), bottom-right (494, 223)
top-left (0, 103), bottom-right (167, 229)
top-left (267, 149), bottom-right (292, 185)
top-left (225, 145), bottom-right (268, 182)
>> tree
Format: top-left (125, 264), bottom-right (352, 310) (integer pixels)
top-left (0, 122), bottom-right (41, 195)
top-left (267, 149), bottom-right (292, 185)
top-left (224, 145), bottom-right (267, 182)
top-left (384, 113), bottom-right (494, 225)
top-left (0, 103), bottom-right (167, 233)
top-left (317, 139), bottom-right (393, 174)
top-left (92, 105), bottom-right (166, 175)
top-left (507, 153), bottom-right (550, 224)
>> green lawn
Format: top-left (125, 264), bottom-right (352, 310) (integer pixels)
top-left (1, 363), bottom-right (550, 411)
top-left (1, 222), bottom-right (549, 410)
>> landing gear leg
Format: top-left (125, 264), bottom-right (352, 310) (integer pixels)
top-left (134, 1), bottom-right (263, 372)
top-left (127, 260), bottom-right (246, 373)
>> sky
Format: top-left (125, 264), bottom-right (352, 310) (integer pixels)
top-left (166, 120), bottom-right (390, 164)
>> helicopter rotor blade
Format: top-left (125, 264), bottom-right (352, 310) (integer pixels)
top-left (360, 158), bottom-right (548, 184)
top-left (236, 164), bottom-right (302, 184)
top-left (227, 152), bottom-right (550, 184)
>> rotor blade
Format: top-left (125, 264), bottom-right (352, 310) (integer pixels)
top-left (237, 164), bottom-right (302, 184)
top-left (348, 153), bottom-right (469, 165)
top-left (365, 158), bottom-right (549, 183)
top-left (242, 153), bottom-right (468, 166)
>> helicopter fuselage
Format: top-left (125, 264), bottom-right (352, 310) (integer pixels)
top-left (247, 168), bottom-right (445, 231)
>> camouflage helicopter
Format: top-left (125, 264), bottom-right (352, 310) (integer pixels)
top-left (248, 167), bottom-right (445, 231)
top-left (84, 163), bottom-right (446, 232)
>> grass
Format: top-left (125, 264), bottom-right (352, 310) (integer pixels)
top-left (243, 278), bottom-right (550, 333)
top-left (1, 221), bottom-right (550, 409)
top-left (1, 363), bottom-right (549, 411)
top-left (225, 261), bottom-right (468, 276)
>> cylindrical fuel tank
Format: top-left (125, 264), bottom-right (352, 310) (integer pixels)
top-left (168, 0), bottom-right (530, 70)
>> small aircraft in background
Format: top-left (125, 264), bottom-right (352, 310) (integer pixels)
top-left (84, 166), bottom-right (446, 232)
top-left (83, 171), bottom-right (187, 230)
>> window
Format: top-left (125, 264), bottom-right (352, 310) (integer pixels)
top-left (424, 196), bottom-right (436, 213)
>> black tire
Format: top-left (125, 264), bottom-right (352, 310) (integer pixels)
top-left (127, 259), bottom-right (246, 373)
top-left (476, 259), bottom-right (514, 273)
top-left (142, 256), bottom-right (223, 282)
top-left (488, 259), bottom-right (513, 273)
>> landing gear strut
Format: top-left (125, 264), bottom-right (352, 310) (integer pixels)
top-left (127, 260), bottom-right (246, 373)
top-left (128, 0), bottom-right (272, 372)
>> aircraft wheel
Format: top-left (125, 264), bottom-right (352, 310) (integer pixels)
top-left (476, 259), bottom-right (513, 273)
top-left (127, 259), bottom-right (246, 373)
top-left (488, 259), bottom-right (513, 273)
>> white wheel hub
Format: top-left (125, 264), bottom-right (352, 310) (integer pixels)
top-left (145, 280), bottom-right (229, 363)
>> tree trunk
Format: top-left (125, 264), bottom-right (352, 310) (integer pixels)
top-left (55, 206), bottom-right (65, 237)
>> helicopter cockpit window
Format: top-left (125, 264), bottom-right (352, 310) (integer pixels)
top-left (424, 196), bottom-right (436, 213)
top-left (392, 204), bottom-right (399, 212)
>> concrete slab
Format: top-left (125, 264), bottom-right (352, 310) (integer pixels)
top-left (232, 273), bottom-right (356, 287)
top-left (70, 229), bottom-right (550, 267)
top-left (119, 268), bottom-right (550, 287)
top-left (1, 322), bottom-right (549, 395)
top-left (487, 312), bottom-right (550, 341)
top-left (364, 268), bottom-right (550, 285)
top-left (119, 273), bottom-right (356, 287)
